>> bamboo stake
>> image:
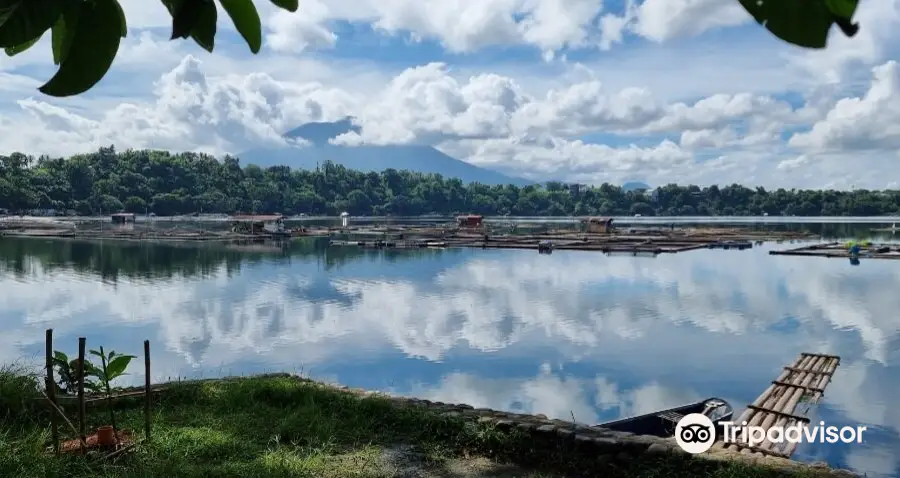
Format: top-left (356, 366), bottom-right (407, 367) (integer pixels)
top-left (45, 329), bottom-right (59, 455)
top-left (77, 337), bottom-right (87, 455)
top-left (39, 389), bottom-right (86, 447)
top-left (144, 340), bottom-right (151, 441)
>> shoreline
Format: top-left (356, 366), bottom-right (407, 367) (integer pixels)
top-left (1, 371), bottom-right (858, 477)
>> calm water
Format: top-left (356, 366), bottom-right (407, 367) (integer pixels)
top-left (1, 231), bottom-right (899, 477)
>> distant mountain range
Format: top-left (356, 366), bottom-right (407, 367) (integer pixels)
top-left (622, 181), bottom-right (650, 191)
top-left (239, 118), bottom-right (534, 186)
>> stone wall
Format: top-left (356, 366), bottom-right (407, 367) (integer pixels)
top-left (330, 380), bottom-right (859, 478)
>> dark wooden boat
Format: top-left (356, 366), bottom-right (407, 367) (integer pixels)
top-left (594, 397), bottom-right (733, 437)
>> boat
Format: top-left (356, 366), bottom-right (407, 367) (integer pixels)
top-left (594, 397), bottom-right (733, 437)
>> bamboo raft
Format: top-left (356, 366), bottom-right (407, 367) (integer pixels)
top-left (770, 242), bottom-right (900, 260)
top-left (328, 235), bottom-right (756, 255)
top-left (713, 352), bottom-right (840, 458)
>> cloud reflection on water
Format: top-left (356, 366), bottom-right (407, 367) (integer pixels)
top-left (0, 241), bottom-right (898, 476)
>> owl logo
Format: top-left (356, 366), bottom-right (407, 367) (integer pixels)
top-left (675, 413), bottom-right (716, 453)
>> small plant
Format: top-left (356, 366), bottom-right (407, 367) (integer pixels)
top-left (91, 347), bottom-right (137, 446)
top-left (89, 348), bottom-right (136, 393)
top-left (52, 351), bottom-right (97, 395)
top-left (52, 348), bottom-right (136, 395)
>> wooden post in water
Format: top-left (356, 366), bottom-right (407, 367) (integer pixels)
top-left (144, 340), bottom-right (152, 441)
top-left (45, 329), bottom-right (59, 454)
top-left (77, 337), bottom-right (87, 454)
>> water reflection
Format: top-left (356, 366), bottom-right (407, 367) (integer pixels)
top-left (0, 236), bottom-right (898, 477)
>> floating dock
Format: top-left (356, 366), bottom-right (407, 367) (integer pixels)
top-left (770, 242), bottom-right (900, 260)
top-left (328, 233), bottom-right (764, 255)
top-left (713, 352), bottom-right (840, 458)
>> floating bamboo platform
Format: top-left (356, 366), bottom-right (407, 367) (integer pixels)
top-left (714, 352), bottom-right (840, 458)
top-left (770, 242), bottom-right (900, 260)
top-left (0, 228), bottom-right (299, 243)
top-left (327, 228), bottom-right (769, 255)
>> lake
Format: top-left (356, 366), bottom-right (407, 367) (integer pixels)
top-left (1, 231), bottom-right (898, 477)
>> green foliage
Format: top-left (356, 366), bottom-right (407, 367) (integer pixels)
top-left (739, 0), bottom-right (860, 48)
top-left (38, 0), bottom-right (126, 97)
top-left (89, 348), bottom-right (136, 392)
top-left (51, 347), bottom-right (134, 395)
top-left (0, 0), bottom-right (298, 97)
top-left (0, 374), bottom-right (832, 477)
top-left (2, 147), bottom-right (900, 218)
top-left (0, 363), bottom-right (41, 420)
top-left (51, 350), bottom-right (94, 394)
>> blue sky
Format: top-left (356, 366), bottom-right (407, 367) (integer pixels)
top-left (1, 0), bottom-right (899, 188)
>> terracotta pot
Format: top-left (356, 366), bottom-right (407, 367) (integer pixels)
top-left (97, 426), bottom-right (115, 446)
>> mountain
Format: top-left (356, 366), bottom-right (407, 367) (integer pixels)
top-left (622, 181), bottom-right (650, 191)
top-left (238, 118), bottom-right (533, 186)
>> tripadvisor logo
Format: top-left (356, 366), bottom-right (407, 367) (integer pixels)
top-left (675, 414), bottom-right (868, 454)
top-left (675, 413), bottom-right (717, 453)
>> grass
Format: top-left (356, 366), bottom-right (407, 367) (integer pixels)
top-left (0, 367), bottom-right (834, 478)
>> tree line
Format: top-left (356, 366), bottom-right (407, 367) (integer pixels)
top-left (1, 147), bottom-right (899, 217)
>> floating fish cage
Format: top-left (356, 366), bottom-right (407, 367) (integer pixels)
top-left (770, 242), bottom-right (900, 260)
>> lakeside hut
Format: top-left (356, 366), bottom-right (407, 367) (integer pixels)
top-left (582, 216), bottom-right (614, 234)
top-left (110, 212), bottom-right (136, 224)
top-left (230, 214), bottom-right (285, 235)
top-left (456, 214), bottom-right (484, 228)
top-left (340, 211), bottom-right (350, 228)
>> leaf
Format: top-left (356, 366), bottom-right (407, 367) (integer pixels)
top-left (4, 34), bottom-right (38, 56)
top-left (89, 349), bottom-right (103, 358)
top-left (0, 2), bottom-right (19, 28)
top-left (824, 0), bottom-right (858, 19)
top-left (189, 0), bottom-right (216, 52)
top-left (38, 0), bottom-right (125, 97)
top-left (83, 361), bottom-right (102, 377)
top-left (105, 354), bottom-right (135, 380)
top-left (169, 0), bottom-right (204, 40)
top-left (115, 0), bottom-right (127, 37)
top-left (50, 2), bottom-right (79, 65)
top-left (0, 0), bottom-right (62, 48)
top-left (270, 0), bottom-right (297, 12)
top-left (53, 350), bottom-right (69, 364)
top-left (738, 0), bottom-right (833, 49)
top-left (218, 0), bottom-right (261, 53)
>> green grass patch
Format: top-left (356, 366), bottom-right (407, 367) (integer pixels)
top-left (0, 373), bottom-right (834, 477)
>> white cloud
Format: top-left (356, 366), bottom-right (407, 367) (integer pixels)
top-left (789, 61), bottom-right (900, 152)
top-left (599, 0), bottom-right (749, 49)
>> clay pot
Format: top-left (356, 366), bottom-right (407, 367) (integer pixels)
top-left (97, 426), bottom-right (115, 446)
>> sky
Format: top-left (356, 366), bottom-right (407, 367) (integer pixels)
top-left (1, 0), bottom-right (900, 188)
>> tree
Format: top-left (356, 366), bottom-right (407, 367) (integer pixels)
top-left (4, 147), bottom-right (898, 217)
top-left (0, 0), bottom-right (298, 98)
